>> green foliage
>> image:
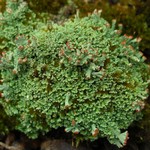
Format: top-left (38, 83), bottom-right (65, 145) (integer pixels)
top-left (0, 104), bottom-right (16, 135)
top-left (73, 0), bottom-right (150, 52)
top-left (4, 0), bottom-right (149, 52)
top-left (0, 0), bottom-right (150, 148)
top-left (0, 0), bottom-right (50, 52)
top-left (0, 0), bottom-right (50, 136)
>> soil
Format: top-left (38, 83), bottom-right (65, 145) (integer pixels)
top-left (0, 126), bottom-right (150, 150)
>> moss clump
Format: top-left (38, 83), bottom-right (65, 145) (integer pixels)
top-left (0, 1), bottom-right (150, 148)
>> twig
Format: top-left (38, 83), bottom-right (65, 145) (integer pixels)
top-left (0, 142), bottom-right (19, 150)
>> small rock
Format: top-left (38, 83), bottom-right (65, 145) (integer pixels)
top-left (41, 139), bottom-right (91, 150)
top-left (5, 133), bottom-right (15, 146)
top-left (12, 141), bottom-right (25, 150)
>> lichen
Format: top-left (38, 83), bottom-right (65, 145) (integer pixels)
top-left (0, 0), bottom-right (149, 148)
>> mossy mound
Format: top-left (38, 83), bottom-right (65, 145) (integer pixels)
top-left (0, 1), bottom-right (149, 146)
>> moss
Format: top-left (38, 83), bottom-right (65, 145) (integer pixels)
top-left (2, 0), bottom-right (149, 53)
top-left (72, 0), bottom-right (150, 53)
top-left (0, 0), bottom-right (150, 147)
top-left (24, 0), bottom-right (67, 14)
top-left (0, 0), bottom-right (6, 13)
top-left (0, 1), bottom-right (149, 147)
top-left (0, 104), bottom-right (16, 135)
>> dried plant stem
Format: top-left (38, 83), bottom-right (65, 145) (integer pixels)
top-left (0, 142), bottom-right (19, 150)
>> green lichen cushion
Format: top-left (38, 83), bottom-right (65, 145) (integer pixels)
top-left (0, 5), bottom-right (149, 147)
